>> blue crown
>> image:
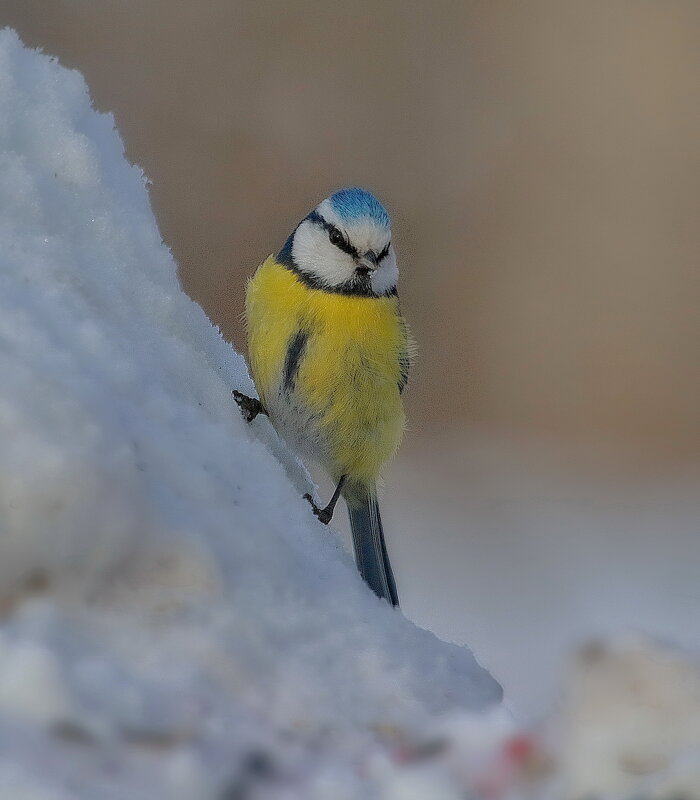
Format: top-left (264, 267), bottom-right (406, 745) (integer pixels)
top-left (329, 188), bottom-right (390, 228)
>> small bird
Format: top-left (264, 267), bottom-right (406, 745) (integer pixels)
top-left (234, 188), bottom-right (412, 606)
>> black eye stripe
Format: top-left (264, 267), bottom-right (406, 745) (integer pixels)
top-left (307, 210), bottom-right (359, 258)
top-left (307, 210), bottom-right (390, 262)
top-left (330, 228), bottom-right (357, 257)
top-left (377, 243), bottom-right (391, 263)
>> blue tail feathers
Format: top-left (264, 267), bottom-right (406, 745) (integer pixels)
top-left (347, 485), bottom-right (399, 606)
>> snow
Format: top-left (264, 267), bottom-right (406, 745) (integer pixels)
top-left (0, 28), bottom-right (503, 799)
top-left (556, 637), bottom-right (700, 798)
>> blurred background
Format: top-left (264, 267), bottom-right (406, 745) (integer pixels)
top-left (4, 1), bottom-right (700, 718)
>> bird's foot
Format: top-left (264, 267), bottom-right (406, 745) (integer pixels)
top-left (303, 493), bottom-right (333, 525)
top-left (232, 390), bottom-right (266, 423)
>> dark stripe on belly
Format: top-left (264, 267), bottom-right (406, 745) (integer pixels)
top-left (283, 330), bottom-right (309, 392)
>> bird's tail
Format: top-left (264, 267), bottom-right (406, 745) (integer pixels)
top-left (346, 482), bottom-right (399, 607)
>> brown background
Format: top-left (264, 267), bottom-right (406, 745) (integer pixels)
top-left (4, 0), bottom-right (700, 464)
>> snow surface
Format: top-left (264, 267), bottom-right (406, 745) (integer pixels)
top-left (0, 28), bottom-right (502, 799)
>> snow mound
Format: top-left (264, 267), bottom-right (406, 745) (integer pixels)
top-left (0, 28), bottom-right (500, 798)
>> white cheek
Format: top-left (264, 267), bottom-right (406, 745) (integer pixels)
top-left (371, 247), bottom-right (399, 295)
top-left (292, 222), bottom-right (356, 287)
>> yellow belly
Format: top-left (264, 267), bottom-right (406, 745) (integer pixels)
top-left (245, 257), bottom-right (408, 483)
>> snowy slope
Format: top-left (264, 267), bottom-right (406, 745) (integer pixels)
top-left (0, 28), bottom-right (501, 798)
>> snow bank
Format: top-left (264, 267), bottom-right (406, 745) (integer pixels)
top-left (0, 28), bottom-right (501, 798)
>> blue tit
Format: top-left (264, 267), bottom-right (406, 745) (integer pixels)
top-left (234, 188), bottom-right (413, 606)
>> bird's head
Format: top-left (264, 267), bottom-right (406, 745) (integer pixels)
top-left (278, 188), bottom-right (398, 297)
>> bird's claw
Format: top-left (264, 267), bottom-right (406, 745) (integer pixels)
top-left (233, 390), bottom-right (266, 423)
top-left (303, 493), bottom-right (332, 525)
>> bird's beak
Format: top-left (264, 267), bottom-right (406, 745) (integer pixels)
top-left (357, 251), bottom-right (379, 272)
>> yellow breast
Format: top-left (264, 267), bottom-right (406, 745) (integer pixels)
top-left (245, 256), bottom-right (408, 483)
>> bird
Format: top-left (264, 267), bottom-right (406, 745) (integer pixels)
top-left (234, 187), bottom-right (412, 606)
